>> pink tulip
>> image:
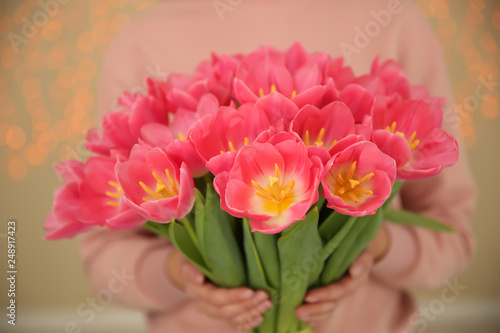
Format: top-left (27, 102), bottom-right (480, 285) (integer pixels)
top-left (140, 122), bottom-right (208, 178)
top-left (190, 103), bottom-right (272, 163)
top-left (164, 55), bottom-right (238, 112)
top-left (233, 50), bottom-right (326, 108)
top-left (116, 146), bottom-right (195, 224)
top-left (323, 56), bottom-right (356, 90)
top-left (53, 159), bottom-right (85, 183)
top-left (85, 110), bottom-right (136, 156)
top-left (128, 94), bottom-right (169, 138)
top-left (85, 85), bottom-right (169, 156)
top-left (45, 156), bottom-right (148, 239)
top-left (285, 42), bottom-right (331, 75)
top-left (211, 131), bottom-right (323, 234)
top-left (86, 82), bottom-right (219, 158)
top-left (45, 184), bottom-right (93, 240)
top-left (322, 141), bottom-right (396, 216)
top-left (191, 53), bottom-right (241, 105)
top-left (338, 84), bottom-right (375, 123)
top-left (45, 161), bottom-right (91, 240)
top-left (411, 85), bottom-right (448, 110)
top-left (355, 57), bottom-right (412, 101)
top-left (78, 155), bottom-right (143, 227)
top-left (139, 94), bottom-right (219, 177)
top-left (290, 102), bottom-right (356, 163)
top-left (371, 100), bottom-right (458, 180)
top-left (255, 92), bottom-right (301, 131)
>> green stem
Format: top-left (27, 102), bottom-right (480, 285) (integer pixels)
top-left (383, 180), bottom-right (404, 210)
top-left (144, 221), bottom-right (170, 239)
top-left (322, 215), bottom-right (357, 258)
top-left (203, 173), bottom-right (213, 185)
top-left (315, 184), bottom-right (326, 212)
top-left (181, 216), bottom-right (199, 249)
top-left (316, 196), bottom-right (326, 212)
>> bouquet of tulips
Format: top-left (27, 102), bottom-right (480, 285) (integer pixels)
top-left (45, 43), bottom-right (458, 333)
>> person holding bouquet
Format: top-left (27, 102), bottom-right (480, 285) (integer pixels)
top-left (77, 1), bottom-right (476, 332)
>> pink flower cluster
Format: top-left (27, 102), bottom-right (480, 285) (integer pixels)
top-left (46, 43), bottom-right (458, 238)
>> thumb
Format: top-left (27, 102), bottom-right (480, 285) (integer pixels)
top-left (182, 261), bottom-right (204, 285)
top-left (349, 250), bottom-right (374, 279)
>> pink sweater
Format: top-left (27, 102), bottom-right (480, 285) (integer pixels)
top-left (80, 1), bottom-right (477, 332)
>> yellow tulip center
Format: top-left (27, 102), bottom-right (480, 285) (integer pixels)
top-left (385, 121), bottom-right (420, 150)
top-left (303, 128), bottom-right (337, 150)
top-left (332, 161), bottom-right (374, 204)
top-left (140, 169), bottom-right (179, 202)
top-left (105, 181), bottom-right (123, 207)
top-left (220, 137), bottom-right (250, 154)
top-left (251, 163), bottom-right (296, 215)
top-left (258, 84), bottom-right (297, 99)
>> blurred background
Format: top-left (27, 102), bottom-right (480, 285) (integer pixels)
top-left (0, 0), bottom-right (499, 332)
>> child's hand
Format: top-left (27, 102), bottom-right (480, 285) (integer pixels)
top-left (295, 225), bottom-right (390, 327)
top-left (166, 249), bottom-right (273, 331)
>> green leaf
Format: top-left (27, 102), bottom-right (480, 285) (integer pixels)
top-left (169, 220), bottom-right (214, 281)
top-left (318, 210), bottom-right (351, 243)
top-left (202, 183), bottom-right (246, 288)
top-left (335, 209), bottom-right (384, 280)
top-left (242, 219), bottom-right (270, 290)
top-left (194, 188), bottom-right (208, 266)
top-left (385, 208), bottom-right (455, 232)
top-left (181, 216), bottom-right (198, 249)
top-left (254, 231), bottom-right (280, 289)
top-left (242, 220), bottom-right (277, 333)
top-left (321, 215), bottom-right (358, 259)
top-left (277, 208), bottom-right (323, 333)
top-left (320, 211), bottom-right (382, 285)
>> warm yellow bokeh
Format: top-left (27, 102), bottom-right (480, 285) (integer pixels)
top-left (0, 0), bottom-right (155, 182)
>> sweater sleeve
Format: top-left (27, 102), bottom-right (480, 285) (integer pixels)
top-left (371, 4), bottom-right (477, 289)
top-left (80, 228), bottom-right (189, 311)
top-left (80, 22), bottom-right (189, 311)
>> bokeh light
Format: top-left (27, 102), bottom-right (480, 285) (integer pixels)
top-left (467, 4), bottom-right (485, 24)
top-left (77, 31), bottom-right (97, 52)
top-left (109, 0), bottom-right (129, 9)
top-left (12, 3), bottom-right (31, 24)
top-left (111, 12), bottom-right (131, 32)
top-left (63, 11), bottom-right (85, 32)
top-left (37, 131), bottom-right (59, 154)
top-left (1, 96), bottom-right (16, 118)
top-left (89, 0), bottom-right (110, 16)
top-left (8, 157), bottom-right (28, 180)
top-left (493, 11), bottom-right (500, 30)
top-left (45, 48), bottom-right (68, 71)
top-left (6, 126), bottom-right (26, 149)
top-left (22, 77), bottom-right (42, 99)
top-left (31, 110), bottom-right (52, 132)
top-left (42, 20), bottom-right (63, 42)
top-left (130, 0), bottom-right (151, 11)
top-left (430, 0), bottom-right (449, 19)
top-left (2, 47), bottom-right (19, 69)
top-left (481, 96), bottom-right (499, 119)
top-left (0, 77), bottom-right (7, 99)
top-left (0, 15), bottom-right (13, 36)
top-left (0, 123), bottom-right (10, 146)
top-left (24, 143), bottom-right (47, 166)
